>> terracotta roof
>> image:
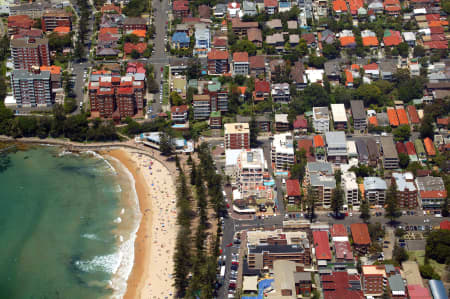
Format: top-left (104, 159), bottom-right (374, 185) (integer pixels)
top-left (333, 0), bottom-right (347, 11)
top-left (231, 18), bottom-right (258, 29)
top-left (118, 87), bottom-right (133, 94)
top-left (53, 26), bottom-right (70, 34)
top-left (424, 137), bottom-right (436, 156)
top-left (340, 36), bottom-right (356, 47)
top-left (173, 0), bottom-right (189, 11)
top-left (396, 142), bottom-right (406, 154)
top-left (387, 108), bottom-right (399, 127)
top-left (425, 14), bottom-right (440, 21)
top-left (171, 105), bottom-right (189, 113)
top-left (233, 52), bottom-right (248, 62)
top-left (101, 4), bottom-right (121, 14)
top-left (383, 30), bottom-right (402, 46)
top-left (297, 139), bottom-right (314, 161)
top-left (247, 28), bottom-right (262, 42)
top-left (198, 5), bottom-right (210, 18)
top-left (440, 220), bottom-right (450, 230)
top-left (301, 33), bottom-right (316, 45)
top-left (313, 231), bottom-right (332, 260)
top-left (350, 223), bottom-right (371, 245)
top-left (207, 49), bottom-right (228, 60)
top-left (424, 41), bottom-right (448, 49)
top-left (40, 65), bottom-right (61, 74)
top-left (428, 20), bottom-right (448, 27)
top-left (313, 135), bottom-right (324, 147)
top-left (249, 55), bottom-right (265, 69)
top-left (407, 105), bottom-right (420, 124)
top-left (286, 179), bottom-right (301, 196)
top-left (437, 117), bottom-right (449, 126)
top-left (396, 108), bottom-right (409, 125)
top-left (369, 116), bottom-right (378, 126)
top-left (421, 190), bottom-right (447, 199)
top-left (264, 0), bottom-right (278, 7)
top-left (430, 26), bottom-right (444, 34)
top-left (213, 37), bottom-right (227, 47)
top-left (364, 63), bottom-right (379, 70)
top-left (255, 80), bottom-right (270, 93)
top-left (131, 29), bottom-right (146, 38)
top-left (346, 69), bottom-right (354, 85)
top-left (100, 27), bottom-right (118, 35)
top-left (294, 116), bottom-right (308, 129)
top-left (331, 224), bottom-right (348, 237)
top-left (405, 142), bottom-right (416, 155)
top-left (124, 42), bottom-right (147, 54)
top-left (362, 36), bottom-right (379, 46)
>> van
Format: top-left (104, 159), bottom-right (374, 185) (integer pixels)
top-left (282, 178), bottom-right (286, 185)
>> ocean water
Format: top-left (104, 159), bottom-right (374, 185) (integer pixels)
top-left (0, 146), bottom-right (140, 299)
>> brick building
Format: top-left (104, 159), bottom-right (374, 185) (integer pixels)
top-left (123, 17), bottom-right (147, 33)
top-left (224, 123), bottom-right (250, 150)
top-left (7, 15), bottom-right (34, 36)
top-left (350, 223), bottom-right (371, 254)
top-left (392, 172), bottom-right (418, 209)
top-left (11, 36), bottom-right (50, 71)
top-left (207, 49), bottom-right (229, 74)
top-left (41, 10), bottom-right (72, 32)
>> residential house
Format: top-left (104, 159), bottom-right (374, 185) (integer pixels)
top-left (297, 138), bottom-right (314, 161)
top-left (266, 33), bottom-right (284, 52)
top-left (172, 32), bottom-right (190, 49)
top-left (286, 179), bottom-right (302, 205)
top-left (198, 5), bottom-right (210, 18)
top-left (231, 18), bottom-right (258, 38)
top-left (314, 135), bottom-right (326, 160)
top-left (214, 4), bottom-right (227, 17)
top-left (294, 116), bottom-right (308, 135)
top-left (275, 114), bottom-right (290, 132)
top-left (380, 137), bottom-right (399, 169)
top-left (233, 52), bottom-right (249, 76)
top-left (289, 34), bottom-right (300, 46)
top-left (350, 223), bottom-right (371, 254)
top-left (325, 131), bottom-right (347, 164)
top-left (264, 0), bottom-right (278, 14)
top-left (173, 0), bottom-right (189, 18)
top-left (271, 133), bottom-right (295, 171)
top-left (355, 139), bottom-right (369, 165)
top-left (351, 100), bottom-right (366, 131)
top-left (224, 123), bottom-right (250, 150)
top-left (383, 29), bottom-right (402, 47)
top-left (384, 0), bottom-right (401, 15)
top-left (123, 17), bottom-right (147, 34)
top-left (416, 176), bottom-right (447, 213)
top-left (301, 33), bottom-right (317, 48)
top-left (254, 80), bottom-right (270, 101)
top-left (171, 105), bottom-right (189, 123)
top-left (339, 30), bottom-right (356, 48)
top-left (361, 30), bottom-right (379, 47)
top-left (243, 1), bottom-right (257, 16)
top-left (192, 94), bottom-right (211, 120)
top-left (227, 2), bottom-right (241, 18)
top-left (247, 28), bottom-right (263, 47)
top-left (207, 49), bottom-right (229, 74)
top-left (379, 59), bottom-right (397, 80)
top-left (313, 107), bottom-right (330, 133)
top-left (319, 29), bottom-right (336, 46)
top-left (194, 24), bottom-right (210, 56)
top-left (271, 83), bottom-right (290, 103)
top-left (249, 55), bottom-right (265, 76)
top-left (313, 231), bottom-right (332, 261)
top-left (331, 103), bottom-right (347, 130)
top-left (363, 63), bottom-right (380, 80)
top-left (266, 19), bottom-right (282, 30)
top-left (364, 177), bottom-right (387, 206)
top-left (290, 61), bottom-right (307, 90)
top-left (270, 260), bottom-right (312, 297)
top-left (321, 272), bottom-right (363, 299)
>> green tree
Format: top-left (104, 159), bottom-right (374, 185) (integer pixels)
top-left (187, 58), bottom-right (201, 80)
top-left (159, 132), bottom-right (173, 156)
top-left (425, 229), bottom-right (450, 264)
top-left (397, 42), bottom-right (409, 58)
top-left (306, 185), bottom-right (316, 222)
top-left (130, 49), bottom-right (140, 59)
top-left (413, 45), bottom-right (426, 57)
top-left (231, 39), bottom-right (257, 55)
top-left (385, 181), bottom-right (401, 223)
top-left (355, 84), bottom-right (382, 106)
top-left (398, 153), bottom-right (410, 169)
top-left (249, 114), bottom-right (258, 147)
top-left (442, 197), bottom-right (449, 217)
top-left (393, 244), bottom-right (409, 264)
top-left (322, 43), bottom-right (339, 59)
top-left (331, 185), bottom-right (344, 216)
top-left (420, 115), bottom-right (434, 139)
top-left (360, 197), bottom-right (371, 223)
top-left (393, 125), bottom-right (411, 142)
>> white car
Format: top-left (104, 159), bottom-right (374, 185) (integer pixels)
top-left (434, 214), bottom-right (442, 218)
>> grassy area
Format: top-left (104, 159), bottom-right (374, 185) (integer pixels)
top-left (408, 250), bottom-right (447, 279)
top-left (162, 82), bottom-right (169, 105)
top-left (286, 204), bottom-right (302, 212)
top-left (163, 65), bottom-right (169, 81)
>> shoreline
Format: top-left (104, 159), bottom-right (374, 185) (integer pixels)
top-left (103, 148), bottom-right (177, 299)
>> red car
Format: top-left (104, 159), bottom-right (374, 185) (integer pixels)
top-left (226, 203), bottom-right (230, 208)
top-left (226, 243), bottom-right (233, 247)
top-left (160, 67), bottom-right (163, 72)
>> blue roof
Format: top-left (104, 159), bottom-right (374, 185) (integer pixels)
top-left (429, 280), bottom-right (447, 299)
top-left (172, 32), bottom-right (190, 43)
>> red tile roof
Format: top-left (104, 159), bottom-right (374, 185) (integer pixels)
top-left (171, 105), bottom-right (189, 113)
top-left (421, 190), bottom-right (447, 199)
top-left (426, 14), bottom-right (440, 21)
top-left (362, 36), bottom-right (379, 46)
top-left (333, 0), bottom-right (348, 11)
top-left (286, 179), bottom-right (301, 196)
top-left (118, 87), bottom-right (133, 94)
top-left (314, 135), bottom-right (325, 147)
top-left (396, 142), bottom-right (407, 154)
top-left (424, 41), bottom-right (448, 49)
top-left (101, 4), bottom-right (122, 14)
top-left (8, 15), bottom-right (34, 29)
top-left (173, 0), bottom-right (189, 11)
top-left (124, 42), bottom-right (147, 54)
top-left (297, 139), bottom-right (315, 161)
top-left (340, 36), bottom-right (356, 47)
top-left (40, 65), bottom-right (61, 74)
top-left (322, 272), bottom-right (364, 299)
top-left (350, 223), bottom-right (371, 245)
top-left (313, 231), bottom-right (332, 260)
top-left (233, 52), bottom-right (248, 62)
top-left (335, 241), bottom-right (354, 260)
top-left (264, 0), bottom-right (278, 7)
top-left (405, 142), bottom-right (416, 155)
top-left (437, 117), bottom-right (448, 126)
top-left (407, 284), bottom-right (432, 299)
top-left (407, 105), bottom-right (420, 124)
top-left (53, 26), bottom-right (70, 34)
top-left (207, 49), bottom-right (228, 60)
top-left (255, 80), bottom-right (270, 93)
top-left (387, 108), bottom-right (399, 127)
top-left (249, 55), bottom-right (265, 69)
top-left (383, 30), bottom-right (402, 46)
top-left (440, 220), bottom-right (450, 230)
top-left (363, 63), bottom-right (379, 71)
top-left (100, 27), bottom-right (119, 35)
top-left (396, 108), bottom-right (409, 125)
top-left (424, 137), bottom-right (436, 156)
top-left (369, 116), bottom-right (378, 126)
top-left (348, 0), bottom-right (364, 14)
top-left (331, 224), bottom-right (347, 237)
top-left (294, 116), bottom-right (308, 129)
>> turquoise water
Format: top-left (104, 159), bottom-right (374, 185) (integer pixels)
top-left (0, 146), bottom-right (139, 299)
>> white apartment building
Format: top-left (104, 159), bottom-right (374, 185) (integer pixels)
top-left (271, 133), bottom-right (295, 171)
top-left (341, 171), bottom-right (359, 210)
top-left (236, 149), bottom-right (267, 199)
top-left (313, 106), bottom-right (329, 133)
top-left (363, 177), bottom-right (387, 206)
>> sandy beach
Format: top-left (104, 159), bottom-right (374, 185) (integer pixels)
top-left (105, 148), bottom-right (177, 299)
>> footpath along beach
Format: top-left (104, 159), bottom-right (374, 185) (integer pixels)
top-left (104, 148), bottom-right (177, 299)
